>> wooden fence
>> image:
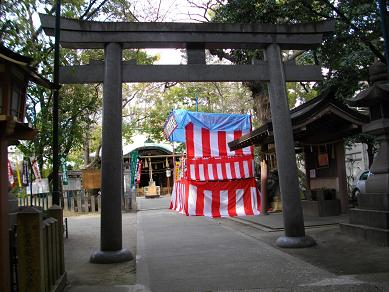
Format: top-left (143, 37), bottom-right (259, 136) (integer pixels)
top-left (16, 206), bottom-right (66, 292)
top-left (18, 191), bottom-right (133, 213)
top-left (18, 194), bottom-right (51, 210)
top-left (61, 192), bottom-right (101, 213)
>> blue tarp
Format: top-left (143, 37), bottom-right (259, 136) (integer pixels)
top-left (164, 110), bottom-right (251, 142)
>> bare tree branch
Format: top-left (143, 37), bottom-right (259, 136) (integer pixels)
top-left (208, 48), bottom-right (238, 63)
top-left (164, 82), bottom-right (178, 91)
top-left (85, 0), bottom-right (109, 20)
top-left (300, 82), bottom-right (310, 93)
top-left (122, 89), bottom-right (141, 108)
top-left (186, 0), bottom-right (221, 22)
top-left (155, 0), bottom-right (162, 21)
top-left (80, 0), bottom-right (98, 20)
top-left (211, 82), bottom-right (225, 100)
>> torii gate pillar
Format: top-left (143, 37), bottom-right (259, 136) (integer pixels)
top-left (90, 42), bottom-right (133, 263)
top-left (266, 44), bottom-right (315, 247)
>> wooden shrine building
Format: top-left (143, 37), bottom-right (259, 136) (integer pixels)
top-left (229, 87), bottom-right (369, 214)
top-left (124, 143), bottom-right (176, 197)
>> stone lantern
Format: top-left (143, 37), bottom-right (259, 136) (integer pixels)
top-left (0, 44), bottom-right (54, 292)
top-left (0, 45), bottom-right (53, 138)
top-left (341, 61), bottom-right (389, 246)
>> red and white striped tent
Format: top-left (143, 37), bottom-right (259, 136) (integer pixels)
top-left (164, 110), bottom-right (261, 217)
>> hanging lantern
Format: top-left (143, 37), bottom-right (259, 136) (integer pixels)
top-left (144, 159), bottom-right (149, 168)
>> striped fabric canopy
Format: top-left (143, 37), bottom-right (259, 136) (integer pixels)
top-left (166, 110), bottom-right (261, 218)
top-left (185, 123), bottom-right (253, 158)
top-left (186, 156), bottom-right (255, 181)
top-left (171, 179), bottom-right (260, 217)
top-left (164, 109), bottom-right (252, 143)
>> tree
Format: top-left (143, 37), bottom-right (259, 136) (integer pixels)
top-left (194, 0), bottom-right (384, 123)
top-left (0, 0), bottom-right (158, 174)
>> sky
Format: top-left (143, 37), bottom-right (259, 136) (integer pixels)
top-left (33, 0), bottom-right (211, 64)
top-left (138, 0), bottom-right (211, 64)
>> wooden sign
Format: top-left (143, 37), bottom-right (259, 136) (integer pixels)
top-left (82, 169), bottom-right (101, 189)
top-left (318, 153), bottom-right (329, 167)
top-left (163, 113), bottom-right (177, 140)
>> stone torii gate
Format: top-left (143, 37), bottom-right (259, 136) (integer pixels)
top-left (40, 14), bottom-right (334, 263)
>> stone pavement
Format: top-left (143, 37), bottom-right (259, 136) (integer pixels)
top-left (64, 196), bottom-right (389, 291)
top-left (63, 213), bottom-right (137, 291)
top-left (232, 213), bottom-right (349, 231)
top-left (136, 196), bottom-right (389, 291)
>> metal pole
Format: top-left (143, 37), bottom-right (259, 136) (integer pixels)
top-left (52, 0), bottom-right (61, 205)
top-left (265, 44), bottom-right (315, 248)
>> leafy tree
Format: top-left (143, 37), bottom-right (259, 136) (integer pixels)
top-left (0, 0), bottom-right (157, 174)
top-left (201, 0), bottom-right (384, 123)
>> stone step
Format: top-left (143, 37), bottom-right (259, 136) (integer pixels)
top-left (349, 208), bottom-right (389, 229)
top-left (340, 222), bottom-right (389, 246)
top-left (357, 193), bottom-right (389, 211)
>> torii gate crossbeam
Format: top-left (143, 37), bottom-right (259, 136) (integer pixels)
top-left (40, 14), bottom-right (335, 263)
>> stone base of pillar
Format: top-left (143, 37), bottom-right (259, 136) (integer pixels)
top-left (90, 248), bottom-right (133, 264)
top-left (276, 235), bottom-right (316, 248)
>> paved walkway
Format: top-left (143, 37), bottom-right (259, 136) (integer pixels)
top-left (136, 196), bottom-right (389, 291)
top-left (64, 196), bottom-right (389, 291)
top-left (64, 213), bottom-right (137, 291)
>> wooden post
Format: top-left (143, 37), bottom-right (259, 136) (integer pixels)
top-left (77, 196), bottom-right (82, 212)
top-left (91, 195), bottom-right (96, 212)
top-left (47, 205), bottom-right (65, 275)
top-left (172, 144), bottom-right (175, 184)
top-left (49, 218), bottom-right (59, 281)
top-left (0, 140), bottom-right (10, 292)
top-left (167, 176), bottom-right (171, 196)
top-left (45, 218), bottom-right (54, 286)
top-left (84, 195), bottom-right (89, 212)
top-left (71, 196), bottom-right (75, 212)
top-left (43, 221), bottom-right (50, 292)
top-left (260, 144), bottom-right (268, 215)
top-left (97, 195), bottom-right (101, 213)
top-left (48, 194), bottom-right (52, 209)
top-left (17, 207), bottom-right (45, 292)
top-left (63, 196), bottom-right (68, 212)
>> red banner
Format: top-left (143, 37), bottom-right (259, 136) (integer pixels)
top-left (30, 157), bottom-right (41, 180)
top-left (136, 160), bottom-right (142, 184)
top-left (8, 160), bottom-right (14, 187)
